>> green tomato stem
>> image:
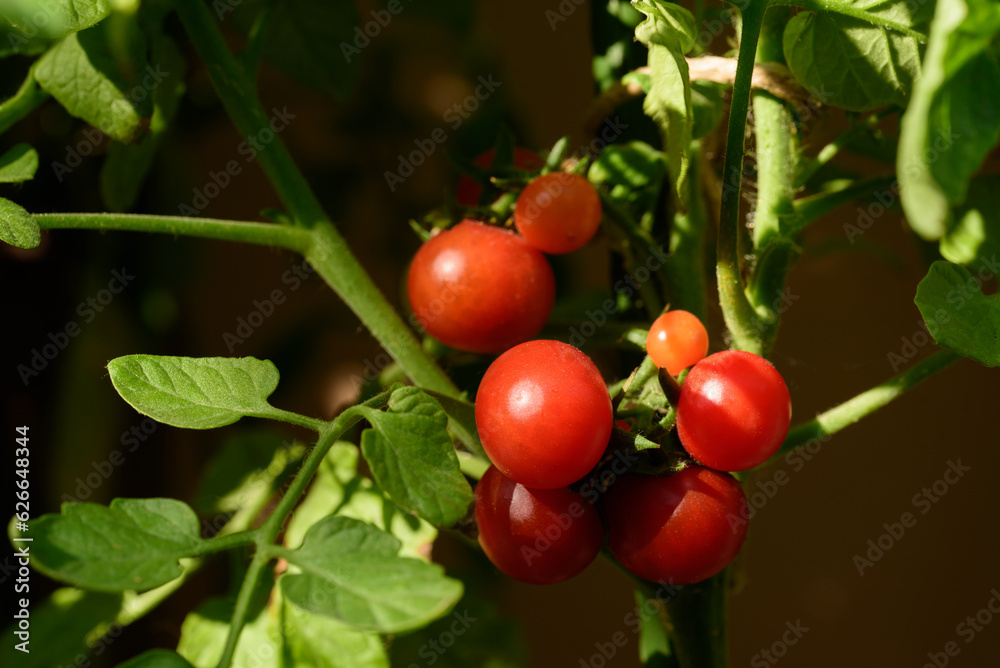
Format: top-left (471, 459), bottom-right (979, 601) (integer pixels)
top-left (213, 552), bottom-right (270, 668)
top-left (763, 349), bottom-right (961, 465)
top-left (171, 0), bottom-right (325, 230)
top-left (662, 571), bottom-right (730, 668)
top-left (33, 213), bottom-right (315, 252)
top-left (172, 0), bottom-right (459, 397)
top-left (0, 68), bottom-right (49, 135)
top-left (746, 6), bottom-right (798, 357)
top-left (214, 390), bottom-right (392, 668)
top-left (263, 408), bottom-right (328, 433)
top-left (303, 222), bottom-right (459, 395)
top-left (716, 0), bottom-right (769, 354)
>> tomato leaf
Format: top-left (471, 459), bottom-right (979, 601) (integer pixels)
top-left (2, 0), bottom-right (112, 42)
top-left (34, 20), bottom-right (152, 143)
top-left (0, 144), bottom-right (39, 183)
top-left (232, 0), bottom-right (362, 99)
top-left (898, 0), bottom-right (1000, 240)
top-left (281, 598), bottom-right (390, 668)
top-left (27, 498), bottom-right (208, 591)
top-left (107, 355), bottom-right (291, 429)
top-left (0, 18), bottom-right (50, 58)
top-left (915, 260), bottom-right (1000, 367)
top-left (101, 35), bottom-right (186, 211)
top-left (590, 142), bottom-right (667, 193)
top-left (178, 590), bottom-right (389, 668)
top-left (117, 650), bottom-right (196, 668)
top-left (0, 588), bottom-right (122, 668)
top-left (280, 516), bottom-right (463, 633)
top-left (0, 197), bottom-right (40, 249)
top-left (783, 4), bottom-right (925, 111)
top-left (633, 0), bottom-right (696, 210)
top-left (357, 386), bottom-right (474, 527)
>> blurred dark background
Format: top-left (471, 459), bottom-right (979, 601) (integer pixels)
top-left (2, 1), bottom-right (998, 666)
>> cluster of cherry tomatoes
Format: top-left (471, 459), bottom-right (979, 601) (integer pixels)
top-left (407, 149), bottom-right (601, 354)
top-left (406, 151), bottom-right (792, 586)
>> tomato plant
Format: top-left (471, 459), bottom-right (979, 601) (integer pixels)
top-left (2, 0), bottom-right (998, 667)
top-left (474, 465), bottom-right (603, 585)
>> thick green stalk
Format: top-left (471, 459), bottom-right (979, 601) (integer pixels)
top-left (716, 0), bottom-right (769, 354)
top-left (662, 572), bottom-right (730, 667)
top-left (746, 6), bottom-right (797, 355)
top-left (34, 213), bottom-right (315, 252)
top-left (304, 222), bottom-right (458, 395)
top-left (172, 0), bottom-right (325, 229)
top-left (764, 350), bottom-right (960, 464)
top-left (171, 0), bottom-right (457, 396)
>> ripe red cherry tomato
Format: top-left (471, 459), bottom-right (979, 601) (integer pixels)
top-left (646, 310), bottom-right (710, 376)
top-left (676, 350), bottom-right (792, 471)
top-left (604, 466), bottom-right (748, 584)
top-left (407, 220), bottom-right (555, 354)
top-left (514, 173), bottom-right (602, 254)
top-left (475, 340), bottom-right (612, 489)
top-left (455, 147), bottom-right (544, 207)
top-left (475, 466), bottom-right (604, 584)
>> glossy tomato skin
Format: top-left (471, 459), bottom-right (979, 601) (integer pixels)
top-left (646, 310), bottom-right (710, 376)
top-left (455, 147), bottom-right (544, 207)
top-left (475, 466), bottom-right (604, 584)
top-left (475, 340), bottom-right (613, 489)
top-left (676, 350), bottom-right (792, 471)
top-left (514, 173), bottom-right (602, 254)
top-left (604, 467), bottom-right (748, 584)
top-left (407, 220), bottom-right (555, 354)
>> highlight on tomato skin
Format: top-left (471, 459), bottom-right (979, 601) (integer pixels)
top-left (455, 147), bottom-right (544, 207)
top-left (474, 339), bottom-right (613, 489)
top-left (604, 466), bottom-right (749, 585)
top-left (513, 172), bottom-right (603, 254)
top-left (676, 350), bottom-right (792, 472)
top-left (475, 465), bottom-right (604, 585)
top-left (406, 220), bottom-right (555, 354)
top-left (646, 310), bottom-right (710, 376)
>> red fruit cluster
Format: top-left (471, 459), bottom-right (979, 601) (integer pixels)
top-left (407, 148), bottom-right (603, 354)
top-left (412, 155), bottom-right (792, 586)
top-left (471, 311), bottom-right (792, 587)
